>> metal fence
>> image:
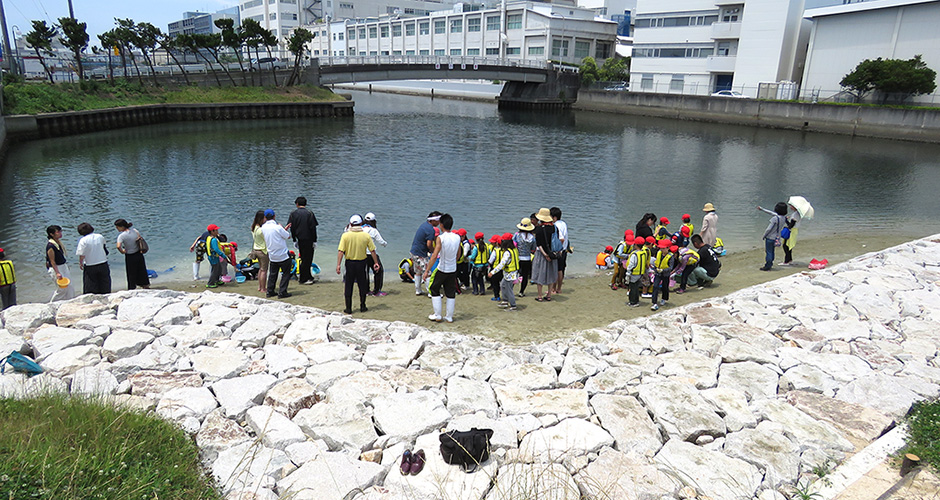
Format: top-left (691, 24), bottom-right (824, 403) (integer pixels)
top-left (316, 55), bottom-right (551, 70)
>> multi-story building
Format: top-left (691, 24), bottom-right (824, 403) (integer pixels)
top-left (801, 0), bottom-right (940, 104)
top-left (168, 8), bottom-right (240, 38)
top-left (629, 0), bottom-right (808, 96)
top-left (304, 1), bottom-right (618, 65)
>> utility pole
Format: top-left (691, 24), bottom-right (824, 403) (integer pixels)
top-left (67, 0), bottom-right (75, 19)
top-left (0, 0), bottom-right (18, 75)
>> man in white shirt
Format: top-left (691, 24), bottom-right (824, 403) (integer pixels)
top-left (551, 207), bottom-right (568, 294)
top-left (421, 214), bottom-right (461, 323)
top-left (75, 222), bottom-right (111, 295)
top-left (362, 212), bottom-right (388, 296)
top-left (261, 209), bottom-right (293, 299)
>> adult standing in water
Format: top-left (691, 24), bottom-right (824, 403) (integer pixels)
top-left (45, 225), bottom-right (75, 302)
top-left (249, 211), bottom-right (270, 293)
top-left (701, 203), bottom-right (718, 247)
top-left (531, 208), bottom-right (558, 302)
top-left (422, 213), bottom-right (460, 323)
top-left (410, 211), bottom-right (441, 296)
top-left (288, 196), bottom-right (319, 285)
top-left (76, 222), bottom-right (111, 294)
top-left (114, 219), bottom-right (149, 290)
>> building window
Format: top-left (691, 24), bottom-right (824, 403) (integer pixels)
top-left (486, 47), bottom-right (499, 55)
top-left (434, 49), bottom-right (445, 55)
top-left (406, 49), bottom-right (415, 55)
top-left (288, 13), bottom-right (298, 20)
top-left (406, 23), bottom-right (415, 36)
top-left (339, 2), bottom-right (353, 7)
top-left (716, 41), bottom-right (736, 56)
top-left (451, 19), bottom-right (462, 33)
top-left (720, 6), bottom-right (742, 22)
top-left (242, 0), bottom-right (262, 9)
top-left (450, 48), bottom-right (461, 55)
top-left (467, 48), bottom-right (480, 55)
top-left (434, 20), bottom-right (445, 34)
top-left (528, 46), bottom-right (544, 56)
top-left (269, 13), bottom-right (277, 20)
top-left (467, 18), bottom-right (481, 32)
top-left (332, 33), bottom-right (337, 40)
top-left (359, 27), bottom-right (366, 38)
top-left (595, 41), bottom-right (611, 59)
top-left (420, 49), bottom-right (429, 55)
top-left (551, 39), bottom-right (569, 57)
top-left (670, 74), bottom-right (685, 91)
top-left (314, 50), bottom-right (319, 55)
top-left (360, 51), bottom-right (366, 55)
top-left (393, 50), bottom-right (401, 55)
top-left (369, 27), bottom-right (377, 38)
top-left (338, 31), bottom-right (344, 40)
top-left (393, 24), bottom-right (402, 36)
top-left (506, 47), bottom-right (520, 55)
top-left (382, 50), bottom-right (389, 55)
top-left (486, 16), bottom-right (500, 30)
top-left (641, 74), bottom-right (653, 89)
top-left (349, 46), bottom-right (356, 53)
top-left (574, 40), bottom-right (590, 59)
top-left (381, 26), bottom-right (389, 37)
top-left (507, 14), bottom-right (522, 29)
top-left (370, 51), bottom-right (377, 55)
top-left (348, 29), bottom-right (355, 40)
top-left (419, 22), bottom-right (429, 35)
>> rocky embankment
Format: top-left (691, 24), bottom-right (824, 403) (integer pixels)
top-left (2, 237), bottom-right (940, 500)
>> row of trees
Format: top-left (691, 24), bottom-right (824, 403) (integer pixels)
top-left (578, 56), bottom-right (630, 86)
top-left (24, 17), bottom-right (315, 87)
top-left (840, 55), bottom-right (937, 104)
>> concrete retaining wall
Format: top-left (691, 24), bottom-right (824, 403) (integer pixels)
top-left (3, 101), bottom-right (353, 142)
top-left (575, 91), bottom-right (940, 143)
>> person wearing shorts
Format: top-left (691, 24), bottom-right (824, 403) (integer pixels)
top-left (409, 211), bottom-right (441, 295)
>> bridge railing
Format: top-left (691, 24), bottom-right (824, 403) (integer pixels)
top-left (316, 55), bottom-right (551, 70)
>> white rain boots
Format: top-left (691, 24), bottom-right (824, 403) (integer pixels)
top-left (193, 262), bottom-right (201, 280)
top-left (428, 295), bottom-right (443, 322)
top-left (444, 298), bottom-right (455, 323)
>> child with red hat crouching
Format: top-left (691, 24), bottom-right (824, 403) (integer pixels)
top-left (596, 245), bottom-right (614, 270)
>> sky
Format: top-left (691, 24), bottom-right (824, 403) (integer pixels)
top-left (4, 0), bottom-right (238, 47)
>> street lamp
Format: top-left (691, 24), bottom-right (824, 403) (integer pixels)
top-left (11, 25), bottom-right (20, 74)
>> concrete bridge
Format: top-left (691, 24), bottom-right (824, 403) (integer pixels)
top-left (313, 56), bottom-right (581, 109)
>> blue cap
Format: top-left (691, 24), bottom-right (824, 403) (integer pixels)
top-left (264, 209), bottom-right (275, 218)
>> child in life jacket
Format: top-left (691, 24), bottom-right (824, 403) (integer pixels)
top-left (672, 225), bottom-right (692, 248)
top-left (399, 257), bottom-right (416, 283)
top-left (675, 246), bottom-right (700, 294)
top-left (486, 234), bottom-right (503, 302)
top-left (641, 236), bottom-right (656, 299)
top-left (468, 232), bottom-right (490, 295)
top-left (625, 238), bottom-right (650, 307)
top-left (654, 217), bottom-right (671, 241)
top-left (596, 246), bottom-right (614, 270)
top-left (488, 233), bottom-right (520, 311)
top-left (651, 240), bottom-right (678, 311)
top-left (681, 214), bottom-right (694, 236)
top-left (455, 229), bottom-right (472, 289)
top-left (610, 230), bottom-right (633, 290)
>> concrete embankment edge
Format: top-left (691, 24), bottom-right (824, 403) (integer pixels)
top-left (332, 82), bottom-right (499, 103)
top-left (574, 90), bottom-right (940, 144)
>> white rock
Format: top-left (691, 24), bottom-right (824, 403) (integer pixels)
top-left (447, 412), bottom-right (518, 449)
top-left (576, 447), bottom-right (678, 500)
top-left (298, 341), bottom-right (360, 364)
top-left (29, 326), bottom-right (93, 361)
top-left (657, 350), bottom-right (721, 389)
top-left (378, 366), bottom-right (445, 392)
top-left (232, 307), bottom-right (293, 344)
top-left (128, 370), bottom-right (203, 396)
top-left (372, 390), bottom-right (451, 440)
top-left (718, 361), bottom-right (779, 401)
top-left (263, 344), bottom-right (309, 375)
top-left (590, 394), bottom-right (662, 458)
top-left (198, 304), bottom-right (243, 326)
top-left (690, 325), bottom-right (727, 357)
top-left (558, 348), bottom-right (608, 386)
top-left (700, 387), bottom-right (757, 432)
top-left (197, 409), bottom-right (252, 462)
top-left (415, 344), bottom-right (468, 379)
top-left (210, 374), bottom-right (278, 418)
top-left (264, 378), bottom-right (318, 418)
top-left (517, 418), bottom-right (614, 462)
top-left (779, 365), bottom-right (841, 396)
top-left (191, 347), bottom-right (249, 380)
top-left (70, 366), bottom-right (119, 395)
top-left (324, 370), bottom-right (392, 404)
top-left (0, 329), bottom-right (27, 356)
top-left (724, 421), bottom-right (801, 488)
top-left (212, 441), bottom-right (293, 495)
top-left (42, 345), bottom-right (101, 376)
top-left (293, 400), bottom-right (378, 451)
top-left (1, 303), bottom-right (56, 335)
top-left (276, 452), bottom-right (384, 500)
top-left (494, 386), bottom-right (590, 418)
top-left (752, 399), bottom-right (854, 452)
top-left (152, 302), bottom-right (193, 327)
top-left (637, 381), bottom-right (725, 442)
top-left (281, 316), bottom-right (331, 345)
top-left (458, 350), bottom-right (515, 381)
top-left (305, 360), bottom-right (367, 391)
top-left (54, 301), bottom-right (111, 328)
top-left (246, 405), bottom-right (307, 450)
top-left (654, 439), bottom-right (763, 500)
top-left (328, 319), bottom-right (392, 346)
top-left (446, 376), bottom-right (498, 418)
top-left (835, 372), bottom-right (925, 417)
top-left (284, 440), bottom-right (328, 465)
top-left (584, 366), bottom-right (642, 394)
top-left (776, 347), bottom-right (872, 383)
top-left (164, 323), bottom-right (222, 348)
top-left (489, 363), bottom-right (558, 390)
top-left (362, 339), bottom-right (425, 368)
top-left (116, 297), bottom-right (171, 324)
top-left (156, 386), bottom-right (218, 421)
top-left (487, 462), bottom-right (580, 500)
top-left (102, 329), bottom-right (154, 361)
top-left (718, 338), bottom-right (777, 365)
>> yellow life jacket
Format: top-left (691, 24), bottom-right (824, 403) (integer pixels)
top-left (596, 252), bottom-right (610, 267)
top-left (473, 243), bottom-right (490, 265)
top-left (682, 248), bottom-right (699, 265)
top-left (683, 222), bottom-right (694, 235)
top-left (654, 225), bottom-right (669, 240)
top-left (630, 248), bottom-right (650, 275)
top-left (655, 250), bottom-right (674, 271)
top-left (206, 236), bottom-right (220, 257)
top-left (0, 260), bottom-right (15, 286)
top-left (398, 258), bottom-right (413, 275)
top-left (457, 241), bottom-right (469, 264)
top-left (503, 247), bottom-right (519, 273)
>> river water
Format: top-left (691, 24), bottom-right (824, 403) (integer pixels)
top-left (3, 89), bottom-right (940, 302)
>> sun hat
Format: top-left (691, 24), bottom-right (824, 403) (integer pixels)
top-left (264, 209), bottom-right (275, 218)
top-left (475, 232), bottom-right (484, 240)
top-left (703, 203), bottom-right (716, 212)
top-left (658, 239), bottom-right (671, 248)
top-left (517, 218), bottom-right (535, 231)
top-left (670, 245), bottom-right (679, 252)
top-left (660, 217), bottom-right (669, 224)
top-left (501, 232), bottom-right (513, 242)
top-left (645, 236), bottom-right (656, 245)
top-left (456, 228), bottom-right (467, 237)
top-left (605, 245), bottom-right (613, 252)
top-left (535, 208), bottom-right (553, 223)
top-left (365, 212), bottom-right (376, 221)
top-left (681, 226), bottom-right (691, 237)
top-left (682, 214), bottom-right (691, 220)
top-left (349, 214), bottom-right (363, 225)
top-left (207, 224), bottom-right (219, 231)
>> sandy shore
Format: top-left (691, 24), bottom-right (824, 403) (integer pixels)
top-left (160, 233), bottom-right (916, 344)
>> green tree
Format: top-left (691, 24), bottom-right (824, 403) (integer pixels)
top-left (579, 56), bottom-right (600, 85)
top-left (114, 19), bottom-right (142, 83)
top-left (57, 17), bottom-right (89, 81)
top-left (134, 22), bottom-right (162, 86)
top-left (841, 55), bottom-right (937, 104)
top-left (215, 18), bottom-right (248, 85)
top-left (25, 20), bottom-right (57, 83)
top-left (97, 30), bottom-right (118, 83)
top-left (240, 19), bottom-right (265, 85)
top-left (193, 32), bottom-right (238, 86)
top-left (286, 28), bottom-right (315, 86)
top-left (157, 32), bottom-right (191, 85)
top-left (598, 56), bottom-right (629, 82)
top-left (260, 28), bottom-right (281, 86)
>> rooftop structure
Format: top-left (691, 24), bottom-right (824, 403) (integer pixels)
top-left (168, 8), bottom-right (240, 38)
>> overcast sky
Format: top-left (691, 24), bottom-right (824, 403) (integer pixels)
top-left (4, 0), bottom-right (238, 47)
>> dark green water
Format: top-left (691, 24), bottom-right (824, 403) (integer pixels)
top-left (3, 90), bottom-right (940, 302)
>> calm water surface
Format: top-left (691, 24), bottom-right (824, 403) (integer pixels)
top-left (3, 90), bottom-right (940, 302)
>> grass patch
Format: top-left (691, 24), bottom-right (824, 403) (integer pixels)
top-left (0, 393), bottom-right (220, 500)
top-left (3, 80), bottom-right (344, 115)
top-left (903, 399), bottom-right (940, 473)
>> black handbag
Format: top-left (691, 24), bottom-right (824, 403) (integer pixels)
top-left (439, 428), bottom-right (493, 471)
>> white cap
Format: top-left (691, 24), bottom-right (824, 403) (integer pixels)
top-left (364, 212), bottom-right (376, 221)
top-left (349, 214), bottom-right (363, 225)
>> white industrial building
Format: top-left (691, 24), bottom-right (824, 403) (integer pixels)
top-left (801, 0), bottom-right (940, 104)
top-left (168, 8), bottom-right (240, 38)
top-left (304, 1), bottom-right (618, 65)
top-left (629, 0), bottom-right (809, 97)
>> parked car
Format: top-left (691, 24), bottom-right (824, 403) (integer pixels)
top-left (604, 82), bottom-right (629, 91)
top-left (249, 57), bottom-right (287, 71)
top-left (711, 90), bottom-right (749, 98)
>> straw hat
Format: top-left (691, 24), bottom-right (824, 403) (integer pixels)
top-left (703, 203), bottom-right (716, 212)
top-left (516, 218), bottom-right (535, 231)
top-left (535, 208), bottom-right (553, 222)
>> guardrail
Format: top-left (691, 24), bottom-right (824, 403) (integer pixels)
top-left (316, 55), bottom-right (550, 70)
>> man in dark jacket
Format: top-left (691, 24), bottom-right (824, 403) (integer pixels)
top-left (288, 196), bottom-right (319, 285)
top-left (690, 234), bottom-right (721, 288)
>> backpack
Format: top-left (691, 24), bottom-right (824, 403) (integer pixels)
top-left (1, 351), bottom-right (43, 376)
top-left (439, 428), bottom-right (494, 472)
top-left (550, 227), bottom-right (564, 254)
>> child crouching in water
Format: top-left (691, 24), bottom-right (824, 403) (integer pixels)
top-left (651, 240), bottom-right (678, 311)
top-left (468, 232), bottom-right (489, 295)
top-left (488, 233), bottom-right (520, 311)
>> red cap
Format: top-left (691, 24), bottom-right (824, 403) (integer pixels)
top-left (681, 226), bottom-right (691, 236)
top-left (645, 236), bottom-right (656, 245)
top-left (625, 236), bottom-right (634, 245)
top-left (658, 239), bottom-right (671, 248)
top-left (624, 229), bottom-right (634, 238)
top-left (456, 228), bottom-right (467, 236)
top-left (682, 214), bottom-right (691, 220)
top-left (0, 248), bottom-right (4, 253)
top-left (605, 245), bottom-right (613, 252)
top-left (670, 245), bottom-right (679, 253)
top-left (489, 235), bottom-right (500, 244)
top-left (660, 217), bottom-right (669, 224)
top-left (207, 224), bottom-right (219, 231)
top-left (501, 232), bottom-right (513, 242)
top-left (475, 232), bottom-right (484, 240)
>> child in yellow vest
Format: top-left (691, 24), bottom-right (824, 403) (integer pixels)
top-left (626, 238), bottom-right (650, 307)
top-left (681, 214), bottom-right (694, 236)
top-left (0, 248), bottom-right (16, 310)
top-left (610, 230), bottom-right (633, 290)
top-left (488, 233), bottom-right (520, 311)
top-left (651, 240), bottom-right (678, 310)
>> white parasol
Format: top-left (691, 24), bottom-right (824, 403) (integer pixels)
top-left (787, 196), bottom-right (814, 220)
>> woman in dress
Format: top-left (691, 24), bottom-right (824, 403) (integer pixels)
top-left (250, 210), bottom-right (269, 292)
top-left (530, 208), bottom-right (558, 302)
top-left (115, 219), bottom-right (150, 290)
top-left (45, 225), bottom-right (76, 301)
